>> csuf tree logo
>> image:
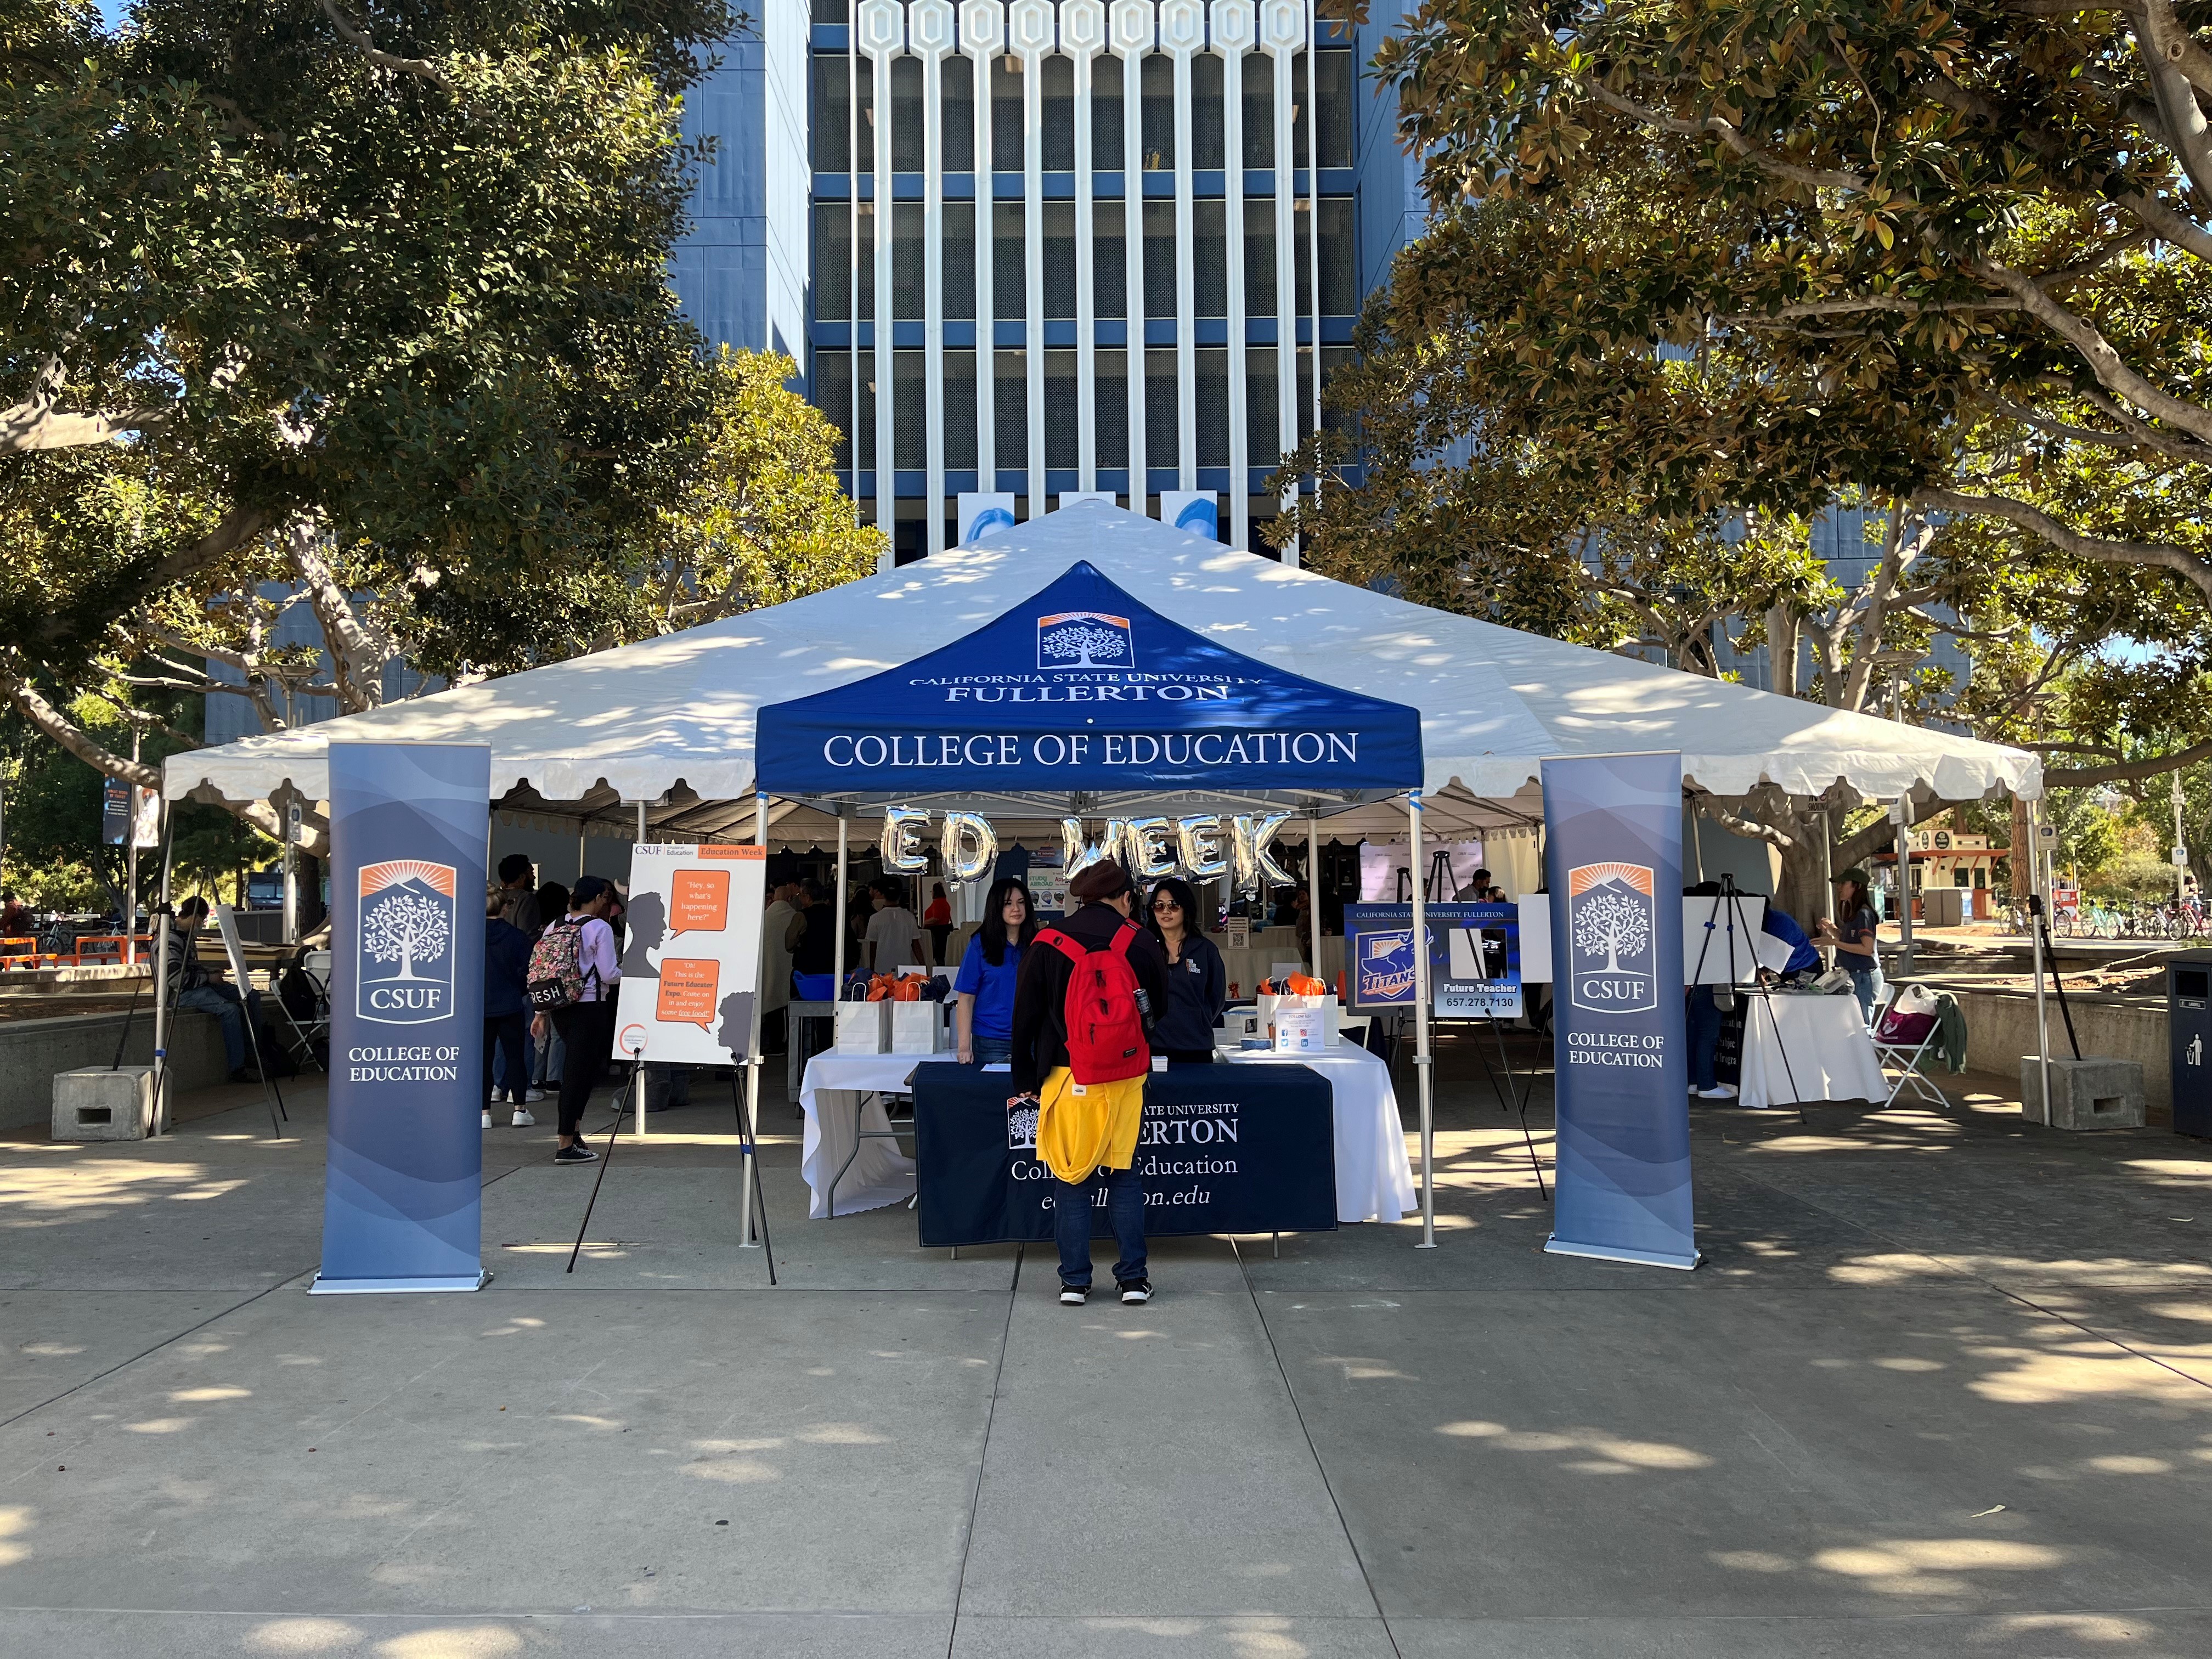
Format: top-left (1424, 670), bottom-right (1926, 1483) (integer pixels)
top-left (357, 859), bottom-right (458, 1026)
top-left (1566, 861), bottom-right (1658, 1013)
top-left (1036, 610), bottom-right (1135, 670)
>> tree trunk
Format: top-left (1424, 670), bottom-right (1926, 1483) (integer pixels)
top-left (2010, 795), bottom-right (2031, 899)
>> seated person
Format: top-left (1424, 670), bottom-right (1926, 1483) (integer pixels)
top-left (165, 896), bottom-right (269, 1084)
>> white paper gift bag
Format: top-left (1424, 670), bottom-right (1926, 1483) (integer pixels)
top-left (889, 1000), bottom-right (946, 1054)
top-left (835, 1002), bottom-right (890, 1054)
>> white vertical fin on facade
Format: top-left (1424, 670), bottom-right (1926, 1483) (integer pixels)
top-left (1304, 0), bottom-right (1320, 485)
top-left (1063, 0), bottom-right (1105, 496)
top-left (962, 2), bottom-right (1006, 499)
top-left (1159, 0), bottom-right (1203, 490)
top-left (1110, 0), bottom-right (1153, 509)
top-left (847, 0), bottom-right (861, 533)
top-left (912, 0), bottom-right (956, 556)
top-left (1211, 0), bottom-right (1253, 549)
top-left (859, 0), bottom-right (905, 565)
top-left (1260, 0), bottom-right (1299, 561)
top-left (1011, 0), bottom-right (1054, 517)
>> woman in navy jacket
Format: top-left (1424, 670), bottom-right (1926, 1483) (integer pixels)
top-left (484, 889), bottom-right (535, 1126)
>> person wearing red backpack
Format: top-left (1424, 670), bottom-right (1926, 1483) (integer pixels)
top-left (1008, 860), bottom-right (1171, 1307)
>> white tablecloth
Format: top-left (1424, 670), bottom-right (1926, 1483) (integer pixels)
top-left (795, 1044), bottom-right (1416, 1225)
top-left (1736, 994), bottom-right (1887, 1109)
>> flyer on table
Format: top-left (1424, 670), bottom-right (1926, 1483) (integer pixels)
top-left (614, 844), bottom-right (766, 1066)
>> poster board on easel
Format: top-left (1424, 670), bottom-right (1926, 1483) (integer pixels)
top-left (213, 901), bottom-right (287, 1135)
top-left (613, 844), bottom-right (767, 1066)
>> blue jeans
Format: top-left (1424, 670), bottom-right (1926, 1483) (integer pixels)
top-left (1053, 1164), bottom-right (1148, 1288)
top-left (1849, 968), bottom-right (1878, 1022)
top-left (177, 983), bottom-right (262, 1073)
top-left (1685, 986), bottom-right (1721, 1090)
top-left (970, 1035), bottom-right (1012, 1065)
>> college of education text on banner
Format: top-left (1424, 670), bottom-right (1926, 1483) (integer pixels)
top-left (615, 843), bottom-right (767, 1065)
top-left (312, 742), bottom-right (492, 1294)
top-left (754, 561), bottom-right (1422, 799)
top-left (1541, 753), bottom-right (1698, 1271)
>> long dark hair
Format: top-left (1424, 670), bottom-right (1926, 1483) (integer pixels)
top-left (1146, 877), bottom-right (1203, 950)
top-left (979, 877), bottom-right (1037, 966)
top-left (1836, 876), bottom-right (1871, 919)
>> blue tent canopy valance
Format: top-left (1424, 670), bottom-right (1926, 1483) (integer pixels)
top-left (754, 561), bottom-right (1424, 805)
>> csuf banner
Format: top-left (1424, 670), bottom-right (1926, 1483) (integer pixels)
top-left (311, 742), bottom-right (492, 1294)
top-left (1541, 753), bottom-right (1698, 1270)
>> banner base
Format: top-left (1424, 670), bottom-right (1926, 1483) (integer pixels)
top-left (308, 1271), bottom-right (492, 1295)
top-left (1544, 1237), bottom-right (1700, 1272)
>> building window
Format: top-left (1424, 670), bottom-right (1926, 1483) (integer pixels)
top-left (1242, 56), bottom-right (1273, 168)
top-left (995, 348), bottom-right (1027, 470)
top-left (894, 349), bottom-right (926, 468)
top-left (854, 203), bottom-right (877, 313)
top-left (815, 204), bottom-right (852, 320)
top-left (1095, 351), bottom-right (1128, 468)
top-left (1323, 345), bottom-right (1356, 437)
top-left (994, 202), bottom-right (1024, 319)
top-left (1042, 55), bottom-right (1075, 170)
top-left (1146, 347), bottom-right (1177, 471)
top-left (812, 53), bottom-right (867, 173)
top-left (1142, 200), bottom-right (1175, 317)
top-left (1245, 346), bottom-right (1282, 469)
top-left (1093, 55), bottom-right (1124, 170)
top-left (1293, 198), bottom-right (1356, 316)
top-left (817, 349), bottom-right (875, 470)
top-left (942, 55), bottom-right (975, 171)
top-left (1045, 349), bottom-right (1078, 468)
top-left (1192, 55), bottom-right (1226, 168)
top-left (1293, 345), bottom-right (1357, 447)
top-left (944, 348), bottom-right (978, 469)
top-left (1043, 202), bottom-right (1076, 319)
top-left (1243, 201), bottom-right (1276, 315)
top-left (1195, 347), bottom-right (1229, 466)
top-left (893, 203), bottom-right (924, 320)
top-left (943, 201), bottom-right (976, 320)
top-left (1141, 55), bottom-right (1175, 170)
top-left (992, 56), bottom-right (1024, 171)
top-left (1291, 52), bottom-right (1355, 169)
top-left (1094, 199), bottom-right (1127, 316)
top-left (891, 57), bottom-right (925, 171)
top-left (810, 0), bottom-right (842, 24)
top-left (1193, 199), bottom-right (1227, 318)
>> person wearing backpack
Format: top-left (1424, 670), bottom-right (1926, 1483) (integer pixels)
top-left (528, 876), bottom-right (622, 1164)
top-left (1007, 859), bottom-right (1170, 1307)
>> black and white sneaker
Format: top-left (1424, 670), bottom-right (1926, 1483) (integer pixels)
top-left (554, 1143), bottom-right (598, 1164)
top-left (1118, 1279), bottom-right (1152, 1305)
top-left (1058, 1283), bottom-right (1088, 1306)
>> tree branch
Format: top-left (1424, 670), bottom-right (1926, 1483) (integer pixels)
top-left (2045, 738), bottom-right (2212, 785)
top-left (1992, 393), bottom-right (2212, 462)
top-left (1695, 800), bottom-right (1795, 849)
top-left (1577, 76), bottom-right (1870, 192)
top-left (1978, 261), bottom-right (2212, 445)
top-left (2140, 0), bottom-right (2212, 96)
top-left (1912, 485), bottom-right (2212, 606)
top-left (1719, 298), bottom-right (2018, 325)
top-left (0, 661), bottom-right (161, 790)
top-left (318, 1), bottom-right (453, 89)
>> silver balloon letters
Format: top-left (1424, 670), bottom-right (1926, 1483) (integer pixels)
top-left (939, 812), bottom-right (998, 882)
top-left (1175, 814), bottom-right (1227, 879)
top-left (1233, 812), bottom-right (1295, 891)
top-left (1126, 817), bottom-right (1176, 880)
top-left (880, 807), bottom-right (930, 872)
top-left (1062, 816), bottom-right (1124, 881)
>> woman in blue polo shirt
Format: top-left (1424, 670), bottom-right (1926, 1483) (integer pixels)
top-left (955, 877), bottom-right (1038, 1065)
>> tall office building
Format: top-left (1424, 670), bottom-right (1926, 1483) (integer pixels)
top-left (673, 1), bottom-right (1424, 560)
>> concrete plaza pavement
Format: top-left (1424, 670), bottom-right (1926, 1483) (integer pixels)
top-left (4, 1033), bottom-right (2211, 1657)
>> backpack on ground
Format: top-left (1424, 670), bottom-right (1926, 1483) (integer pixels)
top-left (1038, 923), bottom-right (1149, 1085)
top-left (527, 917), bottom-right (595, 1012)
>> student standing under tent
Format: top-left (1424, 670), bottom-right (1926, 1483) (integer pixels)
top-left (531, 876), bottom-right (620, 1164)
top-left (954, 878), bottom-right (1037, 1066)
top-left (1008, 861), bottom-right (1170, 1308)
top-left (1144, 877), bottom-right (1226, 1063)
top-left (864, 877), bottom-right (925, 973)
top-left (924, 881), bottom-right (954, 966)
top-left (482, 888), bottom-right (535, 1128)
top-left (1818, 868), bottom-right (1884, 1021)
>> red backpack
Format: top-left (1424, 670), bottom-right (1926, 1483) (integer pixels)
top-left (1038, 923), bottom-right (1150, 1085)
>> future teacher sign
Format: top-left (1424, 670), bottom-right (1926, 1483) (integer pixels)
top-left (615, 843), bottom-right (766, 1068)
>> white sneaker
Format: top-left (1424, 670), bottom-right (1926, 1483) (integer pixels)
top-left (481, 1108), bottom-right (493, 1128)
top-left (511, 1108), bottom-right (537, 1127)
top-left (1696, 1084), bottom-right (1738, 1100)
top-left (524, 1088), bottom-right (547, 1102)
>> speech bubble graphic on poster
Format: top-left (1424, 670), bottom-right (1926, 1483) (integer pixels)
top-left (656, 958), bottom-right (721, 1029)
top-left (668, 869), bottom-right (731, 936)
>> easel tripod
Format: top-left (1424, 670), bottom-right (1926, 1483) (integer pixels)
top-left (1689, 877), bottom-right (1809, 1126)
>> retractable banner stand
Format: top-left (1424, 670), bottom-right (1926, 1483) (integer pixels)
top-left (1541, 752), bottom-right (1698, 1271)
top-left (312, 742), bottom-right (492, 1294)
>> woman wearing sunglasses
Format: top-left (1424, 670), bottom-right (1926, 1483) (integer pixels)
top-left (1143, 877), bottom-right (1228, 1064)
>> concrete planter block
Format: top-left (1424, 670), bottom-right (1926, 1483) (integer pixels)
top-left (2019, 1056), bottom-right (2147, 1131)
top-left (52, 1065), bottom-right (157, 1141)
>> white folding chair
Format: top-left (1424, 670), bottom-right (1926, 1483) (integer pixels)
top-left (1870, 994), bottom-right (1948, 1108)
top-left (273, 949), bottom-right (333, 1071)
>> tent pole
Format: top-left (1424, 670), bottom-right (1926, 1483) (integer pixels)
top-left (1306, 812), bottom-right (1322, 979)
top-left (834, 813), bottom-right (849, 990)
top-left (2029, 795), bottom-right (2052, 1127)
top-left (1410, 791), bottom-right (1436, 1248)
top-left (740, 791), bottom-right (769, 1248)
top-left (150, 804), bottom-right (175, 1135)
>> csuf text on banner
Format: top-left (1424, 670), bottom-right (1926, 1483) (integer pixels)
top-left (820, 731), bottom-right (1361, 770)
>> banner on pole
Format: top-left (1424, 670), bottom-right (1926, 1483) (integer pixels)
top-left (614, 843), bottom-right (766, 1066)
top-left (313, 742), bottom-right (492, 1294)
top-left (1344, 902), bottom-right (1522, 1019)
top-left (1541, 753), bottom-right (1697, 1271)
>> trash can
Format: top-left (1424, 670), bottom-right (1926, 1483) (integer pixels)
top-left (2170, 950), bottom-right (2212, 1138)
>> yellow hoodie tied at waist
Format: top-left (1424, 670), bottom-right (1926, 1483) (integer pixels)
top-left (1034, 1066), bottom-right (1147, 1184)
